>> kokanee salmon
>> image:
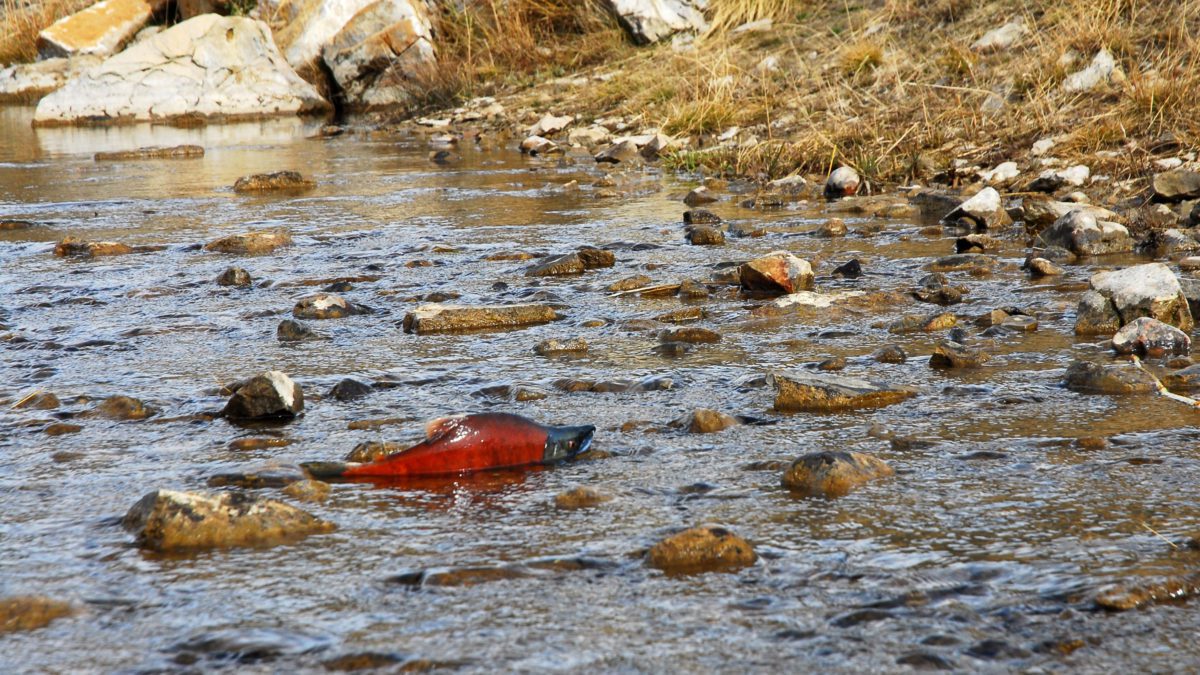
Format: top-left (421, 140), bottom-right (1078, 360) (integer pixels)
top-left (303, 413), bottom-right (595, 479)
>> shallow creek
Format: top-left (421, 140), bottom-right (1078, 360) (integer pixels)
top-left (3, 106), bottom-right (1200, 672)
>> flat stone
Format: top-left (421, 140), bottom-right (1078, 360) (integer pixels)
top-left (233, 172), bottom-right (315, 193)
top-left (1153, 170), bottom-right (1200, 202)
top-left (769, 371), bottom-right (917, 412)
top-left (122, 489), bottom-right (334, 551)
top-left (1063, 361), bottom-right (1158, 395)
top-left (403, 303), bottom-right (559, 334)
top-left (37, 0), bottom-right (151, 59)
top-left (205, 230), bottom-right (292, 254)
top-left (95, 145), bottom-right (204, 161)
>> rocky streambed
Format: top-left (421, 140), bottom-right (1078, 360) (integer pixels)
top-left (4, 105), bottom-right (1200, 672)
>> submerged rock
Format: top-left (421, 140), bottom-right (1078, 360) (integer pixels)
top-left (554, 486), bottom-right (612, 510)
top-left (673, 408), bottom-right (741, 434)
top-left (781, 451), bottom-right (894, 497)
top-left (122, 489), bottom-right (334, 551)
top-left (90, 395), bottom-right (153, 420)
top-left (328, 378), bottom-right (372, 401)
top-left (646, 525), bottom-right (756, 574)
top-left (293, 293), bottom-right (369, 320)
top-left (95, 145), bottom-right (205, 161)
top-left (526, 253), bottom-right (585, 276)
top-left (403, 303), bottom-right (559, 334)
top-left (1063, 361), bottom-right (1158, 395)
top-left (216, 267), bottom-right (253, 287)
top-left (534, 337), bottom-right (588, 355)
top-left (1096, 574), bottom-right (1200, 611)
top-left (1111, 317), bottom-right (1191, 357)
top-left (769, 371), bottom-right (917, 412)
top-left (34, 16), bottom-right (329, 126)
top-left (205, 230), bottom-right (293, 255)
top-left (0, 596), bottom-right (75, 634)
top-left (53, 237), bottom-right (134, 257)
top-left (233, 171), bottom-right (316, 193)
top-left (222, 371), bottom-right (304, 419)
top-left (686, 225), bottom-right (725, 246)
top-left (929, 340), bottom-right (991, 369)
top-left (277, 319), bottom-right (317, 342)
top-left (739, 251), bottom-right (814, 296)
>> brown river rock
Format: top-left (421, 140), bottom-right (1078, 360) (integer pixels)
top-left (646, 525), bottom-right (757, 574)
top-left (403, 303), bottom-right (560, 334)
top-left (770, 371), bottom-right (918, 412)
top-left (0, 596), bottom-right (75, 633)
top-left (54, 237), bottom-right (134, 257)
top-left (553, 486), bottom-right (612, 510)
top-left (205, 230), bottom-right (293, 254)
top-left (94, 145), bottom-right (204, 161)
top-left (232, 171), bottom-right (315, 193)
top-left (122, 489), bottom-right (335, 551)
top-left (782, 451), bottom-right (895, 497)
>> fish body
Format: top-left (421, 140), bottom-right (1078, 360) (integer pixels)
top-left (306, 413), bottom-right (594, 479)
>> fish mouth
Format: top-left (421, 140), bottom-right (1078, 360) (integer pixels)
top-left (544, 424), bottom-right (596, 463)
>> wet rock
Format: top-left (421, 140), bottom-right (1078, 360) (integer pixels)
top-left (896, 652), bottom-right (957, 670)
top-left (607, 274), bottom-right (653, 292)
top-left (122, 489), bottom-right (334, 551)
top-left (205, 230), bottom-right (293, 255)
top-left (208, 463), bottom-right (309, 489)
top-left (90, 394), bottom-right (153, 420)
top-left (966, 639), bottom-right (1032, 660)
top-left (1074, 290), bottom-right (1121, 335)
top-left (930, 340), bottom-right (991, 369)
top-left (228, 437), bottom-right (293, 451)
top-left (216, 267), bottom-right (253, 287)
top-left (222, 371), bottom-right (304, 420)
top-left (293, 293), bottom-right (369, 320)
top-left (781, 451), bottom-right (894, 497)
top-left (739, 251), bottom-right (814, 296)
top-left (95, 145), bottom-right (205, 161)
top-left (45, 423), bottom-right (82, 436)
top-left (53, 237), bottom-right (135, 257)
top-left (34, 16), bottom-right (329, 126)
top-left (594, 139), bottom-right (639, 164)
top-left (824, 166), bottom-right (861, 199)
top-left (1063, 361), bottom-right (1158, 395)
top-left (403, 303), bottom-right (559, 334)
top-left (873, 344), bottom-right (908, 364)
top-left (659, 327), bottom-right (720, 344)
top-left (0, 596), bottom-right (75, 634)
top-left (1164, 364), bottom-right (1200, 392)
top-left (277, 319), bottom-right (317, 342)
top-left (1022, 198), bottom-right (1118, 233)
top-left (770, 371), bottom-right (917, 412)
top-left (940, 187), bottom-right (1011, 229)
top-left (955, 234), bottom-right (1000, 254)
top-left (1039, 210), bottom-right (1132, 256)
top-left (1024, 257), bottom-right (1064, 277)
top-left (1152, 170), bottom-right (1200, 202)
top-left (0, 219), bottom-right (36, 230)
top-left (655, 308), bottom-right (705, 324)
top-left (392, 555), bottom-right (611, 587)
top-left (535, 337), bottom-right (588, 355)
top-left (345, 441), bottom-right (406, 463)
top-left (328, 378), bottom-right (372, 401)
top-left (233, 171), bottom-right (316, 193)
top-left (683, 209), bottom-right (720, 225)
top-left (1111, 317), bottom-right (1190, 357)
top-left (832, 259), bottom-right (862, 279)
top-left (171, 627), bottom-right (333, 665)
top-left (646, 525), bottom-right (756, 574)
top-left (888, 312), bottom-right (957, 333)
top-left (13, 391), bottom-right (60, 410)
top-left (526, 253), bottom-right (585, 276)
top-left (1089, 263), bottom-right (1193, 331)
top-left (924, 254), bottom-right (997, 274)
top-left (678, 279), bottom-right (710, 299)
top-left (674, 408), bottom-right (740, 434)
top-left (686, 225), bottom-right (725, 245)
top-left (283, 479), bottom-right (330, 503)
top-left (1151, 228), bottom-right (1200, 257)
top-left (684, 186), bottom-right (718, 206)
top-left (37, 0), bottom-right (151, 59)
top-left (913, 273), bottom-right (962, 306)
top-left (553, 486), bottom-right (612, 510)
top-left (577, 247), bottom-right (616, 269)
top-left (817, 218), bottom-right (847, 237)
top-left (817, 356), bottom-right (846, 371)
top-left (1096, 575), bottom-right (1200, 611)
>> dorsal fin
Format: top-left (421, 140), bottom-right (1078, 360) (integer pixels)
top-left (425, 414), bottom-right (467, 440)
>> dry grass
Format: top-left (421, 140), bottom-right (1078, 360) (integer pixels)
top-left (704, 0), bottom-right (795, 36)
top-left (0, 0), bottom-right (91, 64)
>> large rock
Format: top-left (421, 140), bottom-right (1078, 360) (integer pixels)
top-left (769, 371), bottom-right (917, 412)
top-left (604, 0), bottom-right (707, 45)
top-left (402, 303), bottom-right (559, 334)
top-left (1111, 317), bottom-right (1191, 357)
top-left (1038, 209), bottom-right (1133, 256)
top-left (646, 525), bottom-right (756, 574)
top-left (940, 187), bottom-right (1011, 229)
top-left (37, 0), bottom-right (152, 59)
top-left (122, 489), bottom-right (334, 551)
top-left (781, 451), bottom-right (894, 497)
top-left (0, 57), bottom-right (99, 103)
top-left (739, 251), bottom-right (814, 296)
top-left (34, 16), bottom-right (329, 126)
top-left (1153, 170), bottom-right (1200, 202)
top-left (222, 371), bottom-right (304, 419)
top-left (1064, 361), bottom-right (1158, 395)
top-left (1089, 263), bottom-right (1193, 331)
top-left (321, 0), bottom-right (436, 110)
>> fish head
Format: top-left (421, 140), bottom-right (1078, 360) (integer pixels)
top-left (542, 424), bottom-right (596, 463)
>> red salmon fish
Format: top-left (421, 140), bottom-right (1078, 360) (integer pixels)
top-left (303, 413), bottom-right (595, 479)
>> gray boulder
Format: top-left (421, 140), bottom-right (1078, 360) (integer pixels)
top-left (1038, 209), bottom-right (1132, 256)
top-left (603, 0), bottom-right (708, 45)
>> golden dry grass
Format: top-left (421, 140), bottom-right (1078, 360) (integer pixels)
top-left (0, 0), bottom-right (92, 64)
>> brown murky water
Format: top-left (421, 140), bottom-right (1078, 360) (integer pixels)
top-left (3, 105), bottom-right (1200, 673)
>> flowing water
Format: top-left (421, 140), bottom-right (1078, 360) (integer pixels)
top-left (3, 106), bottom-right (1200, 673)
